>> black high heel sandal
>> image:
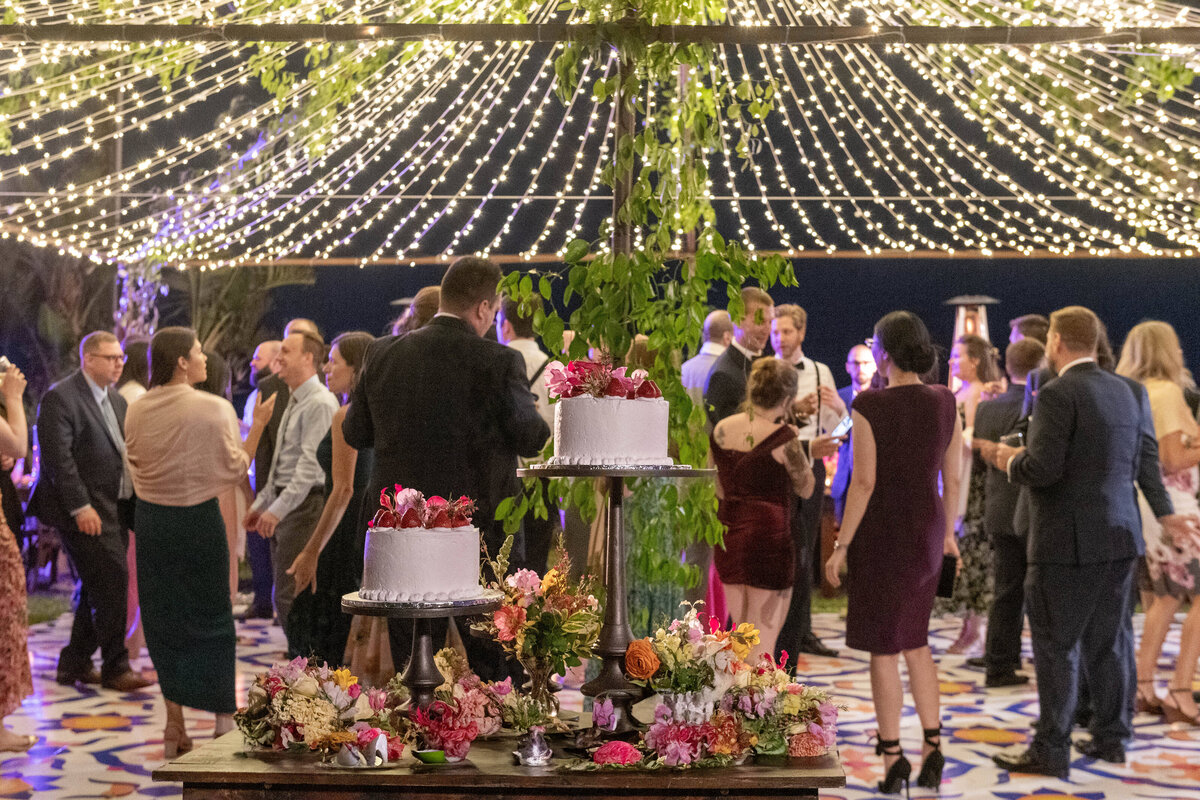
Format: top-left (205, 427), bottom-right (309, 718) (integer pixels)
top-left (874, 737), bottom-right (911, 798)
top-left (916, 727), bottom-right (945, 790)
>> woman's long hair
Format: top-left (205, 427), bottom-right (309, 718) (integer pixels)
top-left (1117, 320), bottom-right (1185, 386)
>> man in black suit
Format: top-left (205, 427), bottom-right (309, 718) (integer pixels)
top-left (970, 338), bottom-right (1044, 688)
top-left (344, 257), bottom-right (549, 680)
top-left (991, 306), bottom-right (1193, 776)
top-left (703, 287), bottom-right (774, 427)
top-left (29, 332), bottom-right (153, 692)
top-left (240, 339), bottom-right (283, 620)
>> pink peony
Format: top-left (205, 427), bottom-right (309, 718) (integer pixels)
top-left (493, 605), bottom-right (527, 642)
top-left (367, 688), bottom-right (388, 712)
top-left (506, 569), bottom-right (543, 603)
top-left (437, 723), bottom-right (478, 759)
top-left (593, 740), bottom-right (642, 765)
top-left (353, 725), bottom-right (385, 750)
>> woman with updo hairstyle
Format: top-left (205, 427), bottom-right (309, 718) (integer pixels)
top-left (709, 357), bottom-right (815, 662)
top-left (125, 327), bottom-right (276, 756)
top-left (824, 311), bottom-right (962, 796)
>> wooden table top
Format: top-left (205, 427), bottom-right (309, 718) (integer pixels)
top-left (154, 732), bottom-right (845, 791)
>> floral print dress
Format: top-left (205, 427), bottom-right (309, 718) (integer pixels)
top-left (0, 504), bottom-right (33, 716)
top-left (1139, 379), bottom-right (1200, 597)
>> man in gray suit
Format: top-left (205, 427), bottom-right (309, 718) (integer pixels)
top-left (681, 310), bottom-right (732, 415)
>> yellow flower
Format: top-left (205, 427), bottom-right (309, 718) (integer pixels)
top-left (540, 568), bottom-right (562, 595)
top-left (730, 623), bottom-right (760, 661)
top-left (780, 692), bottom-right (803, 717)
top-left (332, 668), bottom-right (358, 691)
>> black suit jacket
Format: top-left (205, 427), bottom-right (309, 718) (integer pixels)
top-left (703, 345), bottom-right (754, 426)
top-left (253, 370), bottom-right (290, 493)
top-left (974, 384), bottom-right (1025, 538)
top-left (343, 316), bottom-right (550, 554)
top-left (29, 371), bottom-right (128, 534)
top-left (1009, 362), bottom-right (1172, 565)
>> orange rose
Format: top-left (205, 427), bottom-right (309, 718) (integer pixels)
top-left (624, 638), bottom-right (661, 681)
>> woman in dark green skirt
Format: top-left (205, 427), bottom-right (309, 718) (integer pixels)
top-left (125, 327), bottom-right (274, 757)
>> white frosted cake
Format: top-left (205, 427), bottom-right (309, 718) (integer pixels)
top-left (360, 525), bottom-right (483, 603)
top-left (549, 395), bottom-right (672, 466)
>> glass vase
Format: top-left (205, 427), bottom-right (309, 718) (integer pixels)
top-left (519, 655), bottom-right (560, 719)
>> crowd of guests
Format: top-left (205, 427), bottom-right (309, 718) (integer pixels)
top-left (0, 259), bottom-right (1196, 793)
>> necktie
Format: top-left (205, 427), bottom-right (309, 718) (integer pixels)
top-left (100, 393), bottom-right (133, 499)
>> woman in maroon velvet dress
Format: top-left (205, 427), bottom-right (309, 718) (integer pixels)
top-left (825, 311), bottom-right (962, 796)
top-left (710, 358), bottom-right (815, 662)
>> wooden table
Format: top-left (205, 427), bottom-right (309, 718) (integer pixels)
top-left (154, 732), bottom-right (846, 799)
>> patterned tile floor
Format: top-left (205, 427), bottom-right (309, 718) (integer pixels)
top-left (5, 611), bottom-right (1199, 799)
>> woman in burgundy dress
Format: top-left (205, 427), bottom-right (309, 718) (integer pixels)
top-left (711, 358), bottom-right (815, 662)
top-left (825, 311), bottom-right (962, 795)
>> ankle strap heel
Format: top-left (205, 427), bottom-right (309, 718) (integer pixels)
top-left (873, 737), bottom-right (911, 797)
top-left (916, 727), bottom-right (945, 791)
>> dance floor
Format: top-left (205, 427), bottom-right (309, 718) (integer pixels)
top-left (5, 610), bottom-right (1199, 799)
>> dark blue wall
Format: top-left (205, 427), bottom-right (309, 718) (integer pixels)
top-left (268, 257), bottom-right (1200, 386)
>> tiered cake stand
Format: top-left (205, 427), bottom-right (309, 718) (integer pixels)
top-left (517, 464), bottom-right (714, 734)
top-left (341, 591), bottom-right (503, 711)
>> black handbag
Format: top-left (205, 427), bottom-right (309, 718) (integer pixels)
top-left (936, 555), bottom-right (958, 598)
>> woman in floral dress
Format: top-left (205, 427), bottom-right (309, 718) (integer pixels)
top-left (0, 362), bottom-right (35, 751)
top-left (1117, 321), bottom-right (1200, 725)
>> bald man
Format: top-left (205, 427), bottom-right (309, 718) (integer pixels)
top-left (681, 310), bottom-right (733, 414)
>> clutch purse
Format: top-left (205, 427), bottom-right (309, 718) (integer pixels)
top-left (935, 555), bottom-right (957, 598)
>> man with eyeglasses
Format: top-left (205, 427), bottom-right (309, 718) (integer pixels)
top-left (30, 331), bottom-right (154, 692)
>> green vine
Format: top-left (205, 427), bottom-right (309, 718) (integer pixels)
top-left (498, 0), bottom-right (795, 593)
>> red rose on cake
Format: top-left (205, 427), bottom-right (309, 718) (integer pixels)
top-left (371, 485), bottom-right (476, 530)
top-left (544, 358), bottom-right (661, 400)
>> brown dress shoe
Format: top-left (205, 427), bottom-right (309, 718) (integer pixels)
top-left (56, 668), bottom-right (102, 686)
top-left (101, 671), bottom-right (156, 692)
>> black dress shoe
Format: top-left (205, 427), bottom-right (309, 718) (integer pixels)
top-left (796, 635), bottom-right (838, 658)
top-left (56, 668), bottom-right (102, 686)
top-left (237, 605), bottom-right (274, 621)
top-left (1074, 708), bottom-right (1094, 729)
top-left (965, 656), bottom-right (988, 671)
top-left (1074, 738), bottom-right (1125, 763)
top-left (985, 672), bottom-right (1030, 688)
top-left (992, 749), bottom-right (1069, 779)
top-left (101, 670), bottom-right (155, 692)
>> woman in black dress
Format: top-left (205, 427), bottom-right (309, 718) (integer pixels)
top-left (285, 331), bottom-right (375, 666)
top-left (825, 312), bottom-right (962, 795)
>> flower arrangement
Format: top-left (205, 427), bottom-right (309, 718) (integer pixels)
top-left (233, 658), bottom-right (400, 755)
top-left (372, 484), bottom-right (475, 529)
top-left (410, 699), bottom-right (479, 760)
top-left (472, 538), bottom-right (602, 720)
top-left (544, 358), bottom-right (662, 400)
top-left (720, 655), bottom-right (840, 757)
top-left (624, 603), bottom-right (758, 701)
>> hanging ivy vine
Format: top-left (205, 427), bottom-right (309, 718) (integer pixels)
top-left (497, 0), bottom-right (794, 594)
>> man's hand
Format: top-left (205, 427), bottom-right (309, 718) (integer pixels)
top-left (74, 507), bottom-right (102, 536)
top-left (811, 433), bottom-right (843, 460)
top-left (256, 511), bottom-right (281, 538)
top-left (993, 443), bottom-right (1024, 471)
top-left (819, 385), bottom-right (847, 417)
top-left (975, 439), bottom-right (998, 463)
top-left (243, 509), bottom-right (262, 532)
top-left (794, 392), bottom-right (819, 418)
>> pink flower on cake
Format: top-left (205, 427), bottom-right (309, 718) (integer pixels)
top-left (593, 740), bottom-right (642, 765)
top-left (493, 605), bottom-right (527, 642)
top-left (544, 358), bottom-right (662, 400)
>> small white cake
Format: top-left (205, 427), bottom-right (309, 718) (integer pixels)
top-left (360, 526), bottom-right (483, 602)
top-left (549, 395), bottom-right (672, 466)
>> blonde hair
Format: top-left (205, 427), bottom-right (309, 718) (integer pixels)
top-left (1116, 320), bottom-right (1185, 386)
top-left (773, 303), bottom-right (807, 331)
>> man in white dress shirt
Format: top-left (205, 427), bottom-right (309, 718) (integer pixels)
top-left (243, 330), bottom-right (338, 651)
top-left (770, 304), bottom-right (844, 660)
top-left (496, 296), bottom-right (556, 574)
top-left (681, 310), bottom-right (733, 416)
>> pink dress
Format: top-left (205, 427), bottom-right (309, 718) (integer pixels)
top-left (0, 507), bottom-right (33, 716)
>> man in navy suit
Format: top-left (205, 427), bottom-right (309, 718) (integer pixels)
top-left (30, 332), bottom-right (153, 692)
top-left (991, 307), bottom-right (1193, 776)
top-left (703, 287), bottom-right (774, 427)
top-left (971, 338), bottom-right (1044, 688)
top-left (830, 343), bottom-right (876, 521)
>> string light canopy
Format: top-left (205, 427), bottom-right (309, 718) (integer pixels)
top-left (1, 0), bottom-right (1199, 270)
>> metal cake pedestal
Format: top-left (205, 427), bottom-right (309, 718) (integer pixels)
top-left (342, 591), bottom-right (503, 711)
top-left (517, 464), bottom-right (715, 734)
